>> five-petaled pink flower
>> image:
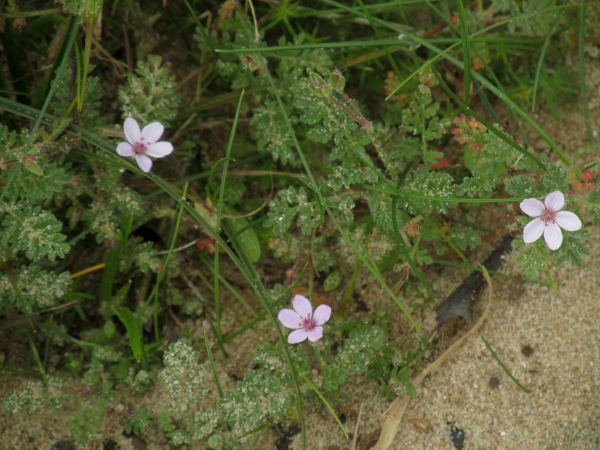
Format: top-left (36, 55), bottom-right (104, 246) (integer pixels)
top-left (278, 295), bottom-right (331, 344)
top-left (520, 191), bottom-right (582, 250)
top-left (117, 118), bottom-right (173, 173)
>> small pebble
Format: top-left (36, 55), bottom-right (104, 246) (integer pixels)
top-left (521, 345), bottom-right (535, 357)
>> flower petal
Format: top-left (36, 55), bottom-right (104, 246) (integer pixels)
top-left (136, 154), bottom-right (153, 173)
top-left (278, 308), bottom-right (302, 329)
top-left (312, 305), bottom-right (331, 326)
top-left (117, 142), bottom-right (135, 157)
top-left (519, 198), bottom-right (545, 217)
top-left (124, 117), bottom-right (140, 145)
top-left (523, 218), bottom-right (544, 243)
top-left (292, 295), bottom-right (312, 319)
top-left (554, 211), bottom-right (582, 231)
top-left (141, 122), bottom-right (164, 143)
top-left (544, 222), bottom-right (563, 250)
top-left (306, 326), bottom-right (323, 342)
top-left (288, 328), bottom-right (308, 344)
top-left (544, 191), bottom-right (565, 212)
top-left (145, 141), bottom-right (173, 158)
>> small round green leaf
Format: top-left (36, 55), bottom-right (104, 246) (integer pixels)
top-left (324, 268), bottom-right (343, 291)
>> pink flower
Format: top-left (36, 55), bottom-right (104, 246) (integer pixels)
top-left (520, 191), bottom-right (582, 250)
top-left (278, 295), bottom-right (331, 344)
top-left (117, 118), bottom-right (173, 173)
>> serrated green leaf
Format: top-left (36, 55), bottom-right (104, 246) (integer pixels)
top-left (1, 204), bottom-right (69, 262)
top-left (504, 174), bottom-right (537, 197)
top-left (450, 224), bottom-right (482, 251)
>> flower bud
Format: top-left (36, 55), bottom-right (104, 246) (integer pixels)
top-left (330, 70), bottom-right (346, 92)
top-left (309, 72), bottom-right (331, 96)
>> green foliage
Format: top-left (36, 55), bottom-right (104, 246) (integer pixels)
top-left (50, 63), bottom-right (103, 128)
top-left (0, 266), bottom-right (71, 310)
top-left (504, 174), bottom-right (537, 198)
top-left (265, 185), bottom-right (323, 236)
top-left (118, 55), bottom-right (181, 127)
top-left (2, 163), bottom-right (69, 205)
top-left (450, 224), bottom-right (482, 252)
top-left (67, 400), bottom-right (109, 447)
top-left (133, 241), bottom-right (162, 273)
top-left (321, 325), bottom-right (386, 394)
top-left (512, 234), bottom-right (549, 280)
top-left (248, 38), bottom-right (335, 164)
top-left (219, 344), bottom-right (303, 436)
top-left (587, 185), bottom-right (600, 228)
top-left (403, 168), bottom-right (461, 215)
top-left (159, 339), bottom-right (207, 412)
top-left (81, 166), bottom-right (143, 244)
top-left (401, 84), bottom-right (448, 166)
top-left (555, 228), bottom-right (590, 268)
top-left (540, 163), bottom-right (569, 194)
top-left (1, 203), bottom-right (70, 262)
top-left (1, 377), bottom-right (65, 415)
top-left (124, 406), bottom-right (154, 435)
top-left (368, 335), bottom-right (428, 400)
top-left (158, 340), bottom-right (219, 446)
top-left (460, 168), bottom-right (497, 197)
top-left (0, 1), bottom-right (597, 448)
top-left (60, 0), bottom-right (102, 16)
top-left (338, 326), bottom-right (387, 373)
top-left (494, 0), bottom-right (561, 36)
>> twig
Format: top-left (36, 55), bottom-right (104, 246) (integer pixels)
top-left (351, 402), bottom-right (364, 450)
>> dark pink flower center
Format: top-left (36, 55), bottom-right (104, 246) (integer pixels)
top-left (298, 313), bottom-right (316, 331)
top-left (541, 208), bottom-right (556, 226)
top-left (134, 136), bottom-right (150, 154)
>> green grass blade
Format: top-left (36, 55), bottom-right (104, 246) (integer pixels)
top-left (357, 0), bottom-right (401, 79)
top-left (114, 306), bottom-right (144, 363)
top-left (203, 322), bottom-right (223, 398)
top-left (301, 372), bottom-right (348, 439)
top-left (532, 12), bottom-right (562, 111)
top-left (481, 335), bottom-right (530, 394)
top-left (578, 4), bottom-right (593, 141)
top-left (111, 280), bottom-right (132, 309)
top-left (456, 0), bottom-right (471, 106)
top-left (214, 91), bottom-right (245, 342)
top-left (100, 214), bottom-right (133, 303)
top-left (151, 183), bottom-right (188, 343)
top-left (198, 258), bottom-right (259, 318)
